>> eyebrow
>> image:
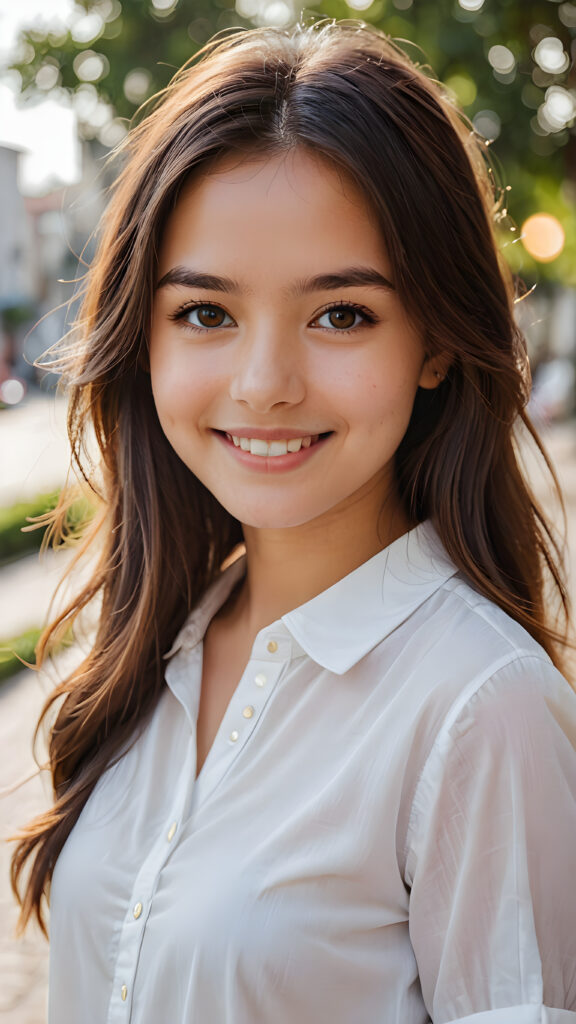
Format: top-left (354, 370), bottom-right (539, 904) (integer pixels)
top-left (156, 268), bottom-right (240, 292)
top-left (156, 265), bottom-right (395, 294)
top-left (291, 267), bottom-right (395, 295)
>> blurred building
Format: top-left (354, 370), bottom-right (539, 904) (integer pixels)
top-left (0, 140), bottom-right (109, 388)
top-left (0, 143), bottom-right (36, 381)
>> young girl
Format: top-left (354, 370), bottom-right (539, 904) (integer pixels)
top-left (11, 21), bottom-right (576, 1024)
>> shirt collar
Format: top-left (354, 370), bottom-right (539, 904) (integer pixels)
top-left (281, 521), bottom-right (458, 675)
top-left (166, 520), bottom-right (458, 674)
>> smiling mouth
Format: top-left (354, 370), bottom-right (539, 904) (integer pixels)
top-left (223, 433), bottom-right (329, 457)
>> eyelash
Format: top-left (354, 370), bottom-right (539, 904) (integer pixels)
top-left (168, 299), bottom-right (381, 335)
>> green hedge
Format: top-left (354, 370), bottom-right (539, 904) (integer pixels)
top-left (0, 492), bottom-right (94, 565)
top-left (0, 493), bottom-right (59, 564)
top-left (0, 625), bottom-right (75, 683)
top-left (0, 491), bottom-right (91, 682)
top-left (0, 627), bottom-right (42, 682)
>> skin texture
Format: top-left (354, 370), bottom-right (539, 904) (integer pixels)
top-left (150, 147), bottom-right (445, 771)
top-left (150, 148), bottom-right (444, 591)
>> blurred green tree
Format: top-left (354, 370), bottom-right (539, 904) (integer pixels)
top-left (7, 0), bottom-right (576, 283)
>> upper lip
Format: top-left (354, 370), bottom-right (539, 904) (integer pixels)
top-left (216, 428), bottom-right (328, 440)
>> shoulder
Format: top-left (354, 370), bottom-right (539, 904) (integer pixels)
top-left (396, 566), bottom-right (569, 711)
top-left (379, 565), bottom-right (568, 736)
top-left (389, 572), bottom-right (576, 873)
top-left (428, 570), bottom-right (552, 662)
top-left (402, 595), bottom-right (576, 875)
top-left (406, 568), bottom-right (575, 772)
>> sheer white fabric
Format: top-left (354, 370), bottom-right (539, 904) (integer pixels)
top-left (48, 522), bottom-right (576, 1024)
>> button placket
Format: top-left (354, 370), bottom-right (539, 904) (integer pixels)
top-left (191, 644), bottom-right (287, 811)
top-left (106, 743), bottom-right (195, 1022)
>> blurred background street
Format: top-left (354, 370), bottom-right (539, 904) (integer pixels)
top-left (1, 0), bottom-right (576, 1020)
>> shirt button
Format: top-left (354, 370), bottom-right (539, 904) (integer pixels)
top-left (230, 729), bottom-right (239, 742)
top-left (254, 672), bottom-right (267, 687)
top-left (167, 821), bottom-right (177, 842)
top-left (121, 984), bottom-right (128, 1001)
top-left (242, 705), bottom-right (255, 719)
top-left (267, 640), bottom-right (278, 653)
top-left (133, 901), bottom-right (143, 919)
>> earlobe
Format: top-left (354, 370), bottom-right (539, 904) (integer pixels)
top-left (419, 355), bottom-right (451, 390)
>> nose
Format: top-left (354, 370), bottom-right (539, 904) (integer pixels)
top-left (228, 320), bottom-right (306, 414)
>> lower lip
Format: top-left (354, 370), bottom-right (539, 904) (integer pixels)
top-left (214, 432), bottom-right (331, 473)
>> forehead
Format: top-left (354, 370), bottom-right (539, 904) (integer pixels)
top-left (156, 148), bottom-right (390, 280)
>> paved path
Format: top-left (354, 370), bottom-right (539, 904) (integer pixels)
top-left (0, 393), bottom-right (69, 507)
top-left (0, 393), bottom-right (74, 1023)
top-left (0, 669), bottom-right (50, 1023)
top-left (0, 550), bottom-right (75, 639)
top-left (0, 399), bottom-right (574, 1023)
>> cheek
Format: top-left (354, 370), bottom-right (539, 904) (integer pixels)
top-left (150, 349), bottom-right (214, 428)
top-left (336, 365), bottom-right (421, 434)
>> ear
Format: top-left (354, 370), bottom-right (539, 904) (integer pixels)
top-left (418, 353), bottom-right (451, 390)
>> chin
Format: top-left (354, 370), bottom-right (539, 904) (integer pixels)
top-left (217, 499), bottom-right (330, 532)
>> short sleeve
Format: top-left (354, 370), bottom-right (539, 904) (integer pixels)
top-left (404, 655), bottom-right (576, 1024)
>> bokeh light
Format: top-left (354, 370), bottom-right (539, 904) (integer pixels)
top-left (35, 63), bottom-right (60, 91)
top-left (488, 45), bottom-right (516, 75)
top-left (73, 82), bottom-right (98, 119)
top-left (70, 12), bottom-right (104, 44)
top-left (346, 0), bottom-right (374, 9)
top-left (99, 0), bottom-right (122, 18)
top-left (521, 213), bottom-right (565, 263)
top-left (261, 1), bottom-right (292, 23)
top-left (98, 118), bottom-right (127, 148)
top-left (123, 69), bottom-right (152, 104)
top-left (236, 0), bottom-right (259, 16)
top-left (458, 0), bottom-right (484, 10)
top-left (445, 73), bottom-right (477, 107)
top-left (150, 0), bottom-right (179, 13)
top-left (473, 109), bottom-right (501, 141)
top-left (0, 379), bottom-right (26, 406)
top-left (235, 0), bottom-right (293, 23)
top-left (72, 50), bottom-right (109, 83)
top-left (534, 37), bottom-right (570, 75)
top-left (559, 3), bottom-right (576, 29)
top-left (538, 86), bottom-right (576, 133)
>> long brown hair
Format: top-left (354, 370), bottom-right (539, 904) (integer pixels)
top-left (11, 20), bottom-right (571, 935)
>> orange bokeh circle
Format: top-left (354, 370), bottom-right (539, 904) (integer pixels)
top-left (521, 213), bottom-right (565, 262)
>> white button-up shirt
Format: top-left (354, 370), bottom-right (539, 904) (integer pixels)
top-left (48, 522), bottom-right (576, 1024)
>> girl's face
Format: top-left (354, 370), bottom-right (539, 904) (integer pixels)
top-left (149, 148), bottom-right (442, 533)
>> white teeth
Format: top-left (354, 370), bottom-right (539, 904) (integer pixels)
top-left (228, 435), bottom-right (316, 456)
top-left (269, 440), bottom-right (288, 457)
top-left (287, 438), bottom-right (303, 453)
top-left (249, 438), bottom-right (269, 456)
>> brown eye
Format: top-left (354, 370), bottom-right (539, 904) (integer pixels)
top-left (174, 303), bottom-right (234, 330)
top-left (327, 308), bottom-right (357, 329)
top-left (194, 305), bottom-right (227, 327)
top-left (313, 306), bottom-right (369, 331)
